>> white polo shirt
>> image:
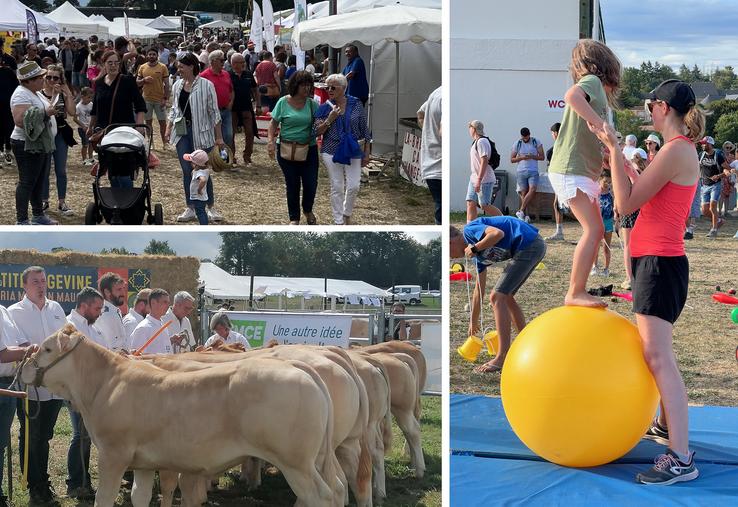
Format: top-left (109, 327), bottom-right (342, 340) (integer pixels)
top-left (67, 309), bottom-right (110, 350)
top-left (0, 305), bottom-right (22, 378)
top-left (96, 300), bottom-right (129, 352)
top-left (204, 330), bottom-right (251, 349)
top-left (162, 308), bottom-right (194, 351)
top-left (7, 296), bottom-right (66, 401)
top-left (122, 308), bottom-right (145, 340)
top-left (130, 314), bottom-right (173, 355)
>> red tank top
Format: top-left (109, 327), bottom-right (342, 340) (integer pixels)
top-left (630, 136), bottom-right (698, 258)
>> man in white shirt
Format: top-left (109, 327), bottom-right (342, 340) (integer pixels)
top-left (417, 86), bottom-right (442, 224)
top-left (95, 272), bottom-right (129, 352)
top-left (65, 287), bottom-right (107, 500)
top-left (130, 289), bottom-right (176, 355)
top-left (162, 291), bottom-right (195, 352)
top-left (0, 305), bottom-right (37, 506)
top-left (122, 288), bottom-right (151, 339)
top-left (7, 266), bottom-right (66, 505)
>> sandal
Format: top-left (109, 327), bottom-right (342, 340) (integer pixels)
top-left (473, 362), bottom-right (502, 374)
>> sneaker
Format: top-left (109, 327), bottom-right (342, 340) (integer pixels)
top-left (207, 207), bottom-right (224, 222)
top-left (58, 203), bottom-right (74, 216)
top-left (706, 229), bottom-right (718, 238)
top-left (515, 210), bottom-right (525, 220)
top-left (620, 278), bottom-right (632, 290)
top-left (31, 215), bottom-right (58, 225)
top-left (3, 152), bottom-right (11, 164)
top-left (683, 230), bottom-right (693, 240)
top-left (83, 159), bottom-right (93, 166)
top-left (545, 231), bottom-right (565, 241)
top-left (636, 449), bottom-right (699, 485)
top-left (176, 207), bottom-right (196, 222)
top-left (16, 219), bottom-right (31, 225)
top-left (643, 417), bottom-right (669, 445)
top-left (524, 215), bottom-right (531, 223)
top-left (590, 266), bottom-right (601, 276)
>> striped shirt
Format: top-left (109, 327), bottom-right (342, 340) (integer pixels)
top-left (168, 76), bottom-right (221, 150)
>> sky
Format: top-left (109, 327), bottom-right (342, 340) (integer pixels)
top-left (601, 0), bottom-right (738, 72)
top-left (0, 230), bottom-right (439, 259)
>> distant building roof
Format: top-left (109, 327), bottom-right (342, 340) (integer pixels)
top-left (690, 81), bottom-right (723, 104)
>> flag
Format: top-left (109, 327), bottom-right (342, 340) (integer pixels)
top-left (251, 2), bottom-right (263, 54)
top-left (262, 0), bottom-right (276, 55)
top-left (25, 10), bottom-right (38, 44)
top-left (292, 0), bottom-right (307, 70)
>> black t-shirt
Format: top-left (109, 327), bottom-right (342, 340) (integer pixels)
top-left (1, 53), bottom-right (17, 70)
top-left (699, 149), bottom-right (725, 186)
top-left (230, 69), bottom-right (255, 112)
top-left (91, 74), bottom-right (147, 129)
top-left (73, 48), bottom-right (89, 72)
top-left (0, 67), bottom-right (18, 108)
top-left (546, 146), bottom-right (554, 163)
top-left (179, 89), bottom-right (192, 122)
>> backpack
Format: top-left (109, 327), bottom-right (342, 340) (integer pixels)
top-left (474, 136), bottom-right (500, 169)
top-left (515, 137), bottom-right (539, 155)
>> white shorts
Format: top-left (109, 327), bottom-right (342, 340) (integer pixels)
top-left (547, 172), bottom-right (600, 206)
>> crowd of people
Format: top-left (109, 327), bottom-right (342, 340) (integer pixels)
top-left (0, 32), bottom-right (439, 225)
top-left (0, 264), bottom-right (258, 505)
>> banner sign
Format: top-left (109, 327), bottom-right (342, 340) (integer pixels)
top-left (224, 311), bottom-right (351, 348)
top-left (292, 0), bottom-right (307, 70)
top-left (262, 0), bottom-right (276, 54)
top-left (251, 2), bottom-right (264, 52)
top-left (25, 10), bottom-right (38, 44)
top-left (0, 264), bottom-right (151, 314)
top-left (401, 130), bottom-right (426, 187)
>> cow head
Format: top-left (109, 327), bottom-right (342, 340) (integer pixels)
top-left (20, 324), bottom-right (84, 388)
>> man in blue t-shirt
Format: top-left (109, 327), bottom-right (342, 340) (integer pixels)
top-left (450, 216), bottom-right (546, 373)
top-left (342, 45), bottom-right (369, 106)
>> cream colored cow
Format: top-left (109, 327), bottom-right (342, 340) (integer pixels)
top-left (19, 325), bottom-right (336, 507)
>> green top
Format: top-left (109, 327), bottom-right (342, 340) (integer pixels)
top-left (549, 74), bottom-right (608, 180)
top-left (271, 96), bottom-right (317, 146)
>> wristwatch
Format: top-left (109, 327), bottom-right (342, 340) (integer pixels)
top-left (470, 244), bottom-right (479, 254)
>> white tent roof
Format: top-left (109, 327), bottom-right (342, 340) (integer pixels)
top-left (146, 15), bottom-right (180, 31)
top-left (48, 2), bottom-right (109, 39)
top-left (199, 262), bottom-right (387, 300)
top-left (293, 5), bottom-right (441, 48)
top-left (201, 19), bottom-right (237, 29)
top-left (279, 0), bottom-right (438, 29)
top-left (107, 18), bottom-right (162, 39)
top-left (1, 0), bottom-right (59, 33)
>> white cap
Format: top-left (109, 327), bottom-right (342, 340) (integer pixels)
top-left (645, 134), bottom-right (661, 147)
top-left (628, 147), bottom-right (648, 161)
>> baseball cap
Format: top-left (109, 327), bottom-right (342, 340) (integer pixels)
top-left (628, 148), bottom-right (648, 161)
top-left (183, 149), bottom-right (209, 167)
top-left (646, 79), bottom-right (696, 115)
top-left (700, 136), bottom-right (715, 146)
top-left (645, 133), bottom-right (661, 146)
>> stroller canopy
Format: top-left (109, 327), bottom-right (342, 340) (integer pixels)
top-left (99, 127), bottom-right (149, 154)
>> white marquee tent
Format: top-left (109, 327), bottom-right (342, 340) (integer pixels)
top-left (108, 18), bottom-right (162, 39)
top-left (201, 19), bottom-right (238, 30)
top-left (48, 2), bottom-right (109, 40)
top-left (1, 0), bottom-right (58, 33)
top-left (146, 15), bottom-right (180, 31)
top-left (292, 3), bottom-right (441, 157)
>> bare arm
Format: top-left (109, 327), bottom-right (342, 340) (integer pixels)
top-left (267, 118), bottom-right (279, 158)
top-left (565, 84), bottom-right (604, 127)
top-left (469, 270), bottom-right (486, 336)
top-left (536, 144), bottom-right (545, 161)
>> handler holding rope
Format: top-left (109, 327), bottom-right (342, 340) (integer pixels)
top-left (130, 289), bottom-right (176, 355)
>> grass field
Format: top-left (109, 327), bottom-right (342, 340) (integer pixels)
top-left (450, 214), bottom-right (738, 408)
top-left (3, 396), bottom-right (441, 506)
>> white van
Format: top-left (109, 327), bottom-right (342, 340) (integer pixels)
top-left (386, 285), bottom-right (423, 305)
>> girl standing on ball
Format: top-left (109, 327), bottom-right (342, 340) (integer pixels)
top-left (547, 39), bottom-right (621, 307)
top-left (589, 79), bottom-right (703, 485)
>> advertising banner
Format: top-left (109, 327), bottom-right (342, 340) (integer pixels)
top-left (401, 131), bottom-right (426, 187)
top-left (25, 10), bottom-right (38, 44)
top-left (224, 311), bottom-right (351, 348)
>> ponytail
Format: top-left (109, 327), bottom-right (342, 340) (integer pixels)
top-left (684, 107), bottom-right (705, 143)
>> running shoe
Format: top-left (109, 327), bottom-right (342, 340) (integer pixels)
top-left (636, 449), bottom-right (698, 485)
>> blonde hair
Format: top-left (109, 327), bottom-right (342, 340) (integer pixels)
top-left (569, 39), bottom-right (621, 109)
top-left (45, 63), bottom-right (65, 84)
top-left (683, 107), bottom-right (706, 143)
top-left (631, 153), bottom-right (648, 173)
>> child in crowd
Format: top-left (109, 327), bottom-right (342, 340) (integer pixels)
top-left (75, 87), bottom-right (94, 166)
top-left (547, 39), bottom-right (621, 307)
top-left (86, 49), bottom-right (103, 90)
top-left (183, 149), bottom-right (211, 225)
top-left (719, 143), bottom-right (735, 217)
top-left (593, 173), bottom-right (613, 277)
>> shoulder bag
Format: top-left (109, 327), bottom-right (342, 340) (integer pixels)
top-left (279, 99), bottom-right (315, 162)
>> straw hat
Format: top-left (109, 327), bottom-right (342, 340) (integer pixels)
top-left (16, 61), bottom-right (46, 81)
top-left (209, 145), bottom-right (233, 172)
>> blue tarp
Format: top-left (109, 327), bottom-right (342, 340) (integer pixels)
top-left (450, 394), bottom-right (738, 507)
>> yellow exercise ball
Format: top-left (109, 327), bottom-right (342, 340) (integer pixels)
top-left (500, 306), bottom-right (659, 468)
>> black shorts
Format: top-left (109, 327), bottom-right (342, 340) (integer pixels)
top-left (631, 255), bottom-right (688, 324)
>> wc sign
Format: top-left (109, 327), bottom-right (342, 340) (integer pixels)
top-left (546, 98), bottom-right (566, 111)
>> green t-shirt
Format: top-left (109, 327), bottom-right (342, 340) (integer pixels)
top-left (271, 96), bottom-right (317, 146)
top-left (549, 74), bottom-right (608, 180)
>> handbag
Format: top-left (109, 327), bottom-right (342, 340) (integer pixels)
top-left (279, 99), bottom-right (315, 162)
top-left (174, 80), bottom-right (195, 136)
top-left (333, 99), bottom-right (363, 165)
top-left (89, 75), bottom-right (121, 148)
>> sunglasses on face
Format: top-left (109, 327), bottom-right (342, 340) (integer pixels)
top-left (645, 99), bottom-right (667, 114)
top-left (45, 75), bottom-right (60, 81)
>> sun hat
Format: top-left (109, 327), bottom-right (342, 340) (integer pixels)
top-left (645, 133), bottom-right (661, 147)
top-left (16, 61), bottom-right (46, 81)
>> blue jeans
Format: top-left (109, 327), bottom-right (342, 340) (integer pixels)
top-left (0, 377), bottom-right (16, 496)
top-left (276, 144), bottom-right (319, 221)
top-left (193, 200), bottom-right (208, 225)
top-left (219, 108), bottom-right (233, 147)
top-left (66, 404), bottom-right (92, 491)
top-left (176, 128), bottom-right (214, 207)
top-left (42, 132), bottom-right (69, 201)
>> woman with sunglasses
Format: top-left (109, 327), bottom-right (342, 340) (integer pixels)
top-left (38, 64), bottom-right (76, 217)
top-left (644, 133), bottom-right (661, 163)
top-left (314, 73), bottom-right (370, 225)
top-left (10, 62), bottom-right (57, 224)
top-left (590, 79), bottom-right (704, 485)
top-left (268, 71), bottom-right (319, 225)
top-left (88, 50), bottom-right (146, 188)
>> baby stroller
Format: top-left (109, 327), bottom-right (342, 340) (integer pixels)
top-left (85, 124), bottom-right (163, 225)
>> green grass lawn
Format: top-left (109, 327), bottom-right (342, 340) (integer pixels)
top-left (5, 396), bottom-right (441, 506)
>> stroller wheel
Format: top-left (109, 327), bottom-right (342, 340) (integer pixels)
top-left (84, 203), bottom-right (98, 225)
top-left (153, 203), bottom-right (164, 225)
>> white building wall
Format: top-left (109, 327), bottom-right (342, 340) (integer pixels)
top-left (450, 0), bottom-right (583, 212)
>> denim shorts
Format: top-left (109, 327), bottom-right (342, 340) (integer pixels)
top-left (701, 182), bottom-right (721, 204)
top-left (689, 182), bottom-right (701, 218)
top-left (466, 180), bottom-right (495, 206)
top-left (516, 170), bottom-right (539, 192)
top-left (603, 217), bottom-right (614, 233)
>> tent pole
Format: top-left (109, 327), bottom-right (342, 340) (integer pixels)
top-left (367, 44), bottom-right (374, 134)
top-left (249, 274), bottom-right (254, 310)
top-left (393, 41), bottom-right (400, 176)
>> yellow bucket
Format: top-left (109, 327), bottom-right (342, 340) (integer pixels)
top-left (484, 330), bottom-right (498, 356)
top-left (450, 262), bottom-right (464, 274)
top-left (457, 335), bottom-right (483, 362)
